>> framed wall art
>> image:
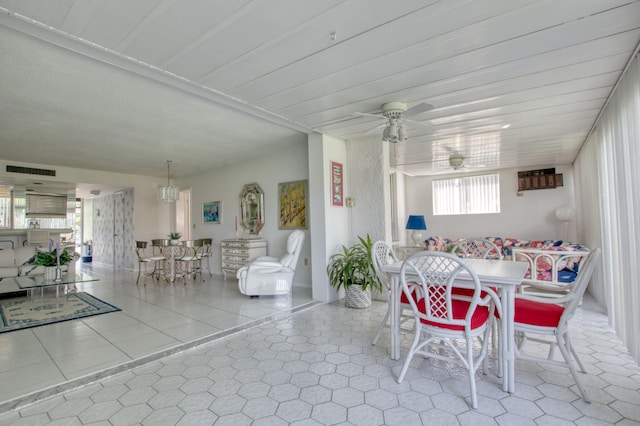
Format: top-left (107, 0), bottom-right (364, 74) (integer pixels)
top-left (203, 200), bottom-right (222, 224)
top-left (278, 180), bottom-right (308, 229)
top-left (331, 161), bottom-right (344, 207)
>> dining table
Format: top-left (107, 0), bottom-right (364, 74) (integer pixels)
top-left (382, 257), bottom-right (529, 393)
top-left (162, 243), bottom-right (183, 282)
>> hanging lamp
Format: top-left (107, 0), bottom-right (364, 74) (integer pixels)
top-left (158, 160), bottom-right (179, 203)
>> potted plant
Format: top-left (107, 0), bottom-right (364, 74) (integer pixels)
top-left (168, 232), bottom-right (182, 245)
top-left (33, 248), bottom-right (74, 280)
top-left (327, 234), bottom-right (382, 308)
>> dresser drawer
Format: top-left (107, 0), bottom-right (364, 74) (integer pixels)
top-left (220, 239), bottom-right (267, 279)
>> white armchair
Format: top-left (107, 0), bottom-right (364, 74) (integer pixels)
top-left (237, 230), bottom-right (305, 296)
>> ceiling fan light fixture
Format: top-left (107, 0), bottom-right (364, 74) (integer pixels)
top-left (398, 124), bottom-right (407, 141)
top-left (383, 118), bottom-right (399, 142)
top-left (449, 155), bottom-right (465, 170)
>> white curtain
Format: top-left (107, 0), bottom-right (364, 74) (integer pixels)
top-left (432, 174), bottom-right (499, 215)
top-left (574, 52), bottom-right (640, 364)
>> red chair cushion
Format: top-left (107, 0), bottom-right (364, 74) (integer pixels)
top-left (400, 285), bottom-right (420, 305)
top-left (416, 297), bottom-right (490, 331)
top-left (514, 298), bottom-right (564, 327)
top-left (400, 291), bottom-right (415, 304)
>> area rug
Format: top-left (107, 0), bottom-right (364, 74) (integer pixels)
top-left (0, 292), bottom-right (121, 333)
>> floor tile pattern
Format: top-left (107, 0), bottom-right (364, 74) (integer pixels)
top-left (1, 288), bottom-right (639, 425)
top-left (0, 264), bottom-right (315, 409)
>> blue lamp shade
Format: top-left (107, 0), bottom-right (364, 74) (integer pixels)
top-left (405, 215), bottom-right (427, 230)
top-left (406, 215), bottom-right (427, 247)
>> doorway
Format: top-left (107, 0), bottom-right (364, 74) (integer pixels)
top-left (177, 189), bottom-right (191, 240)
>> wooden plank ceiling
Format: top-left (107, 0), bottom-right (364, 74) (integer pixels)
top-left (0, 0), bottom-right (639, 178)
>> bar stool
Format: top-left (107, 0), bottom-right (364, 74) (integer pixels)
top-left (198, 238), bottom-right (213, 277)
top-left (176, 239), bottom-right (204, 282)
top-left (135, 241), bottom-right (152, 284)
top-left (149, 239), bottom-right (168, 280)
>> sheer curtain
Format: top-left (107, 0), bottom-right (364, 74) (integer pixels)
top-left (574, 52), bottom-right (640, 363)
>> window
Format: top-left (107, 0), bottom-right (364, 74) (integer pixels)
top-left (0, 188), bottom-right (10, 228)
top-left (432, 174), bottom-right (500, 215)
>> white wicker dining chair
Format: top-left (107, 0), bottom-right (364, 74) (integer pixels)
top-left (451, 238), bottom-right (503, 260)
top-left (513, 248), bottom-right (600, 401)
top-left (370, 241), bottom-right (415, 345)
top-left (397, 251), bottom-right (500, 409)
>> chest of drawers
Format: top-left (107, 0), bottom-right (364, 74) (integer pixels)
top-left (221, 238), bottom-right (267, 279)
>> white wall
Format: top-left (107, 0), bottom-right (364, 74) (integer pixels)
top-left (405, 165), bottom-right (578, 242)
top-left (309, 133), bottom-right (348, 302)
top-left (181, 141), bottom-right (312, 287)
top-left (348, 137), bottom-right (390, 244)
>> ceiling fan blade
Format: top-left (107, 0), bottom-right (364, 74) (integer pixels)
top-left (405, 102), bottom-right (434, 116)
top-left (404, 119), bottom-right (433, 131)
top-left (353, 112), bottom-right (385, 119)
top-left (363, 122), bottom-right (386, 135)
top-left (431, 167), bottom-right (455, 175)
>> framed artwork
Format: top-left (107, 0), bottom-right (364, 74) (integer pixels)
top-left (203, 200), bottom-right (222, 224)
top-left (331, 161), bottom-right (344, 207)
top-left (278, 180), bottom-right (308, 229)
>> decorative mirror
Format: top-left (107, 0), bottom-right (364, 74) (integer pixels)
top-left (240, 183), bottom-right (265, 235)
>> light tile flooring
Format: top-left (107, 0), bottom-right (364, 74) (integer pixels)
top-left (0, 263), bottom-right (316, 409)
top-left (2, 266), bottom-right (640, 425)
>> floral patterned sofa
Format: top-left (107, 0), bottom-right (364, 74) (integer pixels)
top-left (425, 236), bottom-right (591, 293)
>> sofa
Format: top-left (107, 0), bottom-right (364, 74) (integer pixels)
top-left (0, 246), bottom-right (38, 278)
top-left (425, 236), bottom-right (591, 292)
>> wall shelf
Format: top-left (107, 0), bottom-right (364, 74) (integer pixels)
top-left (517, 168), bottom-right (563, 191)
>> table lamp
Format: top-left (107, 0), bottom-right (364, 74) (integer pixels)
top-left (406, 215), bottom-right (427, 247)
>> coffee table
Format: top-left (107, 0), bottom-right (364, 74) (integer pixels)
top-left (13, 272), bottom-right (99, 309)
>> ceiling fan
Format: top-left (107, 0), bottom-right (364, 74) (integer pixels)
top-left (432, 153), bottom-right (487, 174)
top-left (355, 101), bottom-right (434, 142)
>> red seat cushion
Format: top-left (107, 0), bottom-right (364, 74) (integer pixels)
top-left (400, 284), bottom-right (420, 305)
top-left (514, 298), bottom-right (564, 327)
top-left (416, 297), bottom-right (490, 331)
top-left (400, 291), bottom-right (416, 304)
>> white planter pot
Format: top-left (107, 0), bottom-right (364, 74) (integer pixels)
top-left (44, 266), bottom-right (58, 281)
top-left (345, 284), bottom-right (371, 309)
top-left (170, 239), bottom-right (180, 246)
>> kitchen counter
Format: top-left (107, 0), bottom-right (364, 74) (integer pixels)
top-left (0, 228), bottom-right (73, 236)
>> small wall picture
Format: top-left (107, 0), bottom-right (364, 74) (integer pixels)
top-left (331, 161), bottom-right (344, 207)
top-left (203, 201), bottom-right (222, 224)
top-left (278, 180), bottom-right (308, 229)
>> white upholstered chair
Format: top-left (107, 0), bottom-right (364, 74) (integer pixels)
top-left (237, 230), bottom-right (305, 296)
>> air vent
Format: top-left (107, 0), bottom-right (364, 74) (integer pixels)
top-left (6, 165), bottom-right (56, 176)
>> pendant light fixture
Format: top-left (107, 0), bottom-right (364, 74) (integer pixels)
top-left (158, 160), bottom-right (179, 203)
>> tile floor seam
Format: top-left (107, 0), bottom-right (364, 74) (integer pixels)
top-left (0, 295), bottom-right (321, 414)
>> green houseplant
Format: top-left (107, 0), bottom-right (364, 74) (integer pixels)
top-left (33, 249), bottom-right (74, 267)
top-left (168, 232), bottom-right (182, 245)
top-left (327, 234), bottom-right (382, 308)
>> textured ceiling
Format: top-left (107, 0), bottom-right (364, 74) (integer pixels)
top-left (0, 0), bottom-right (639, 189)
